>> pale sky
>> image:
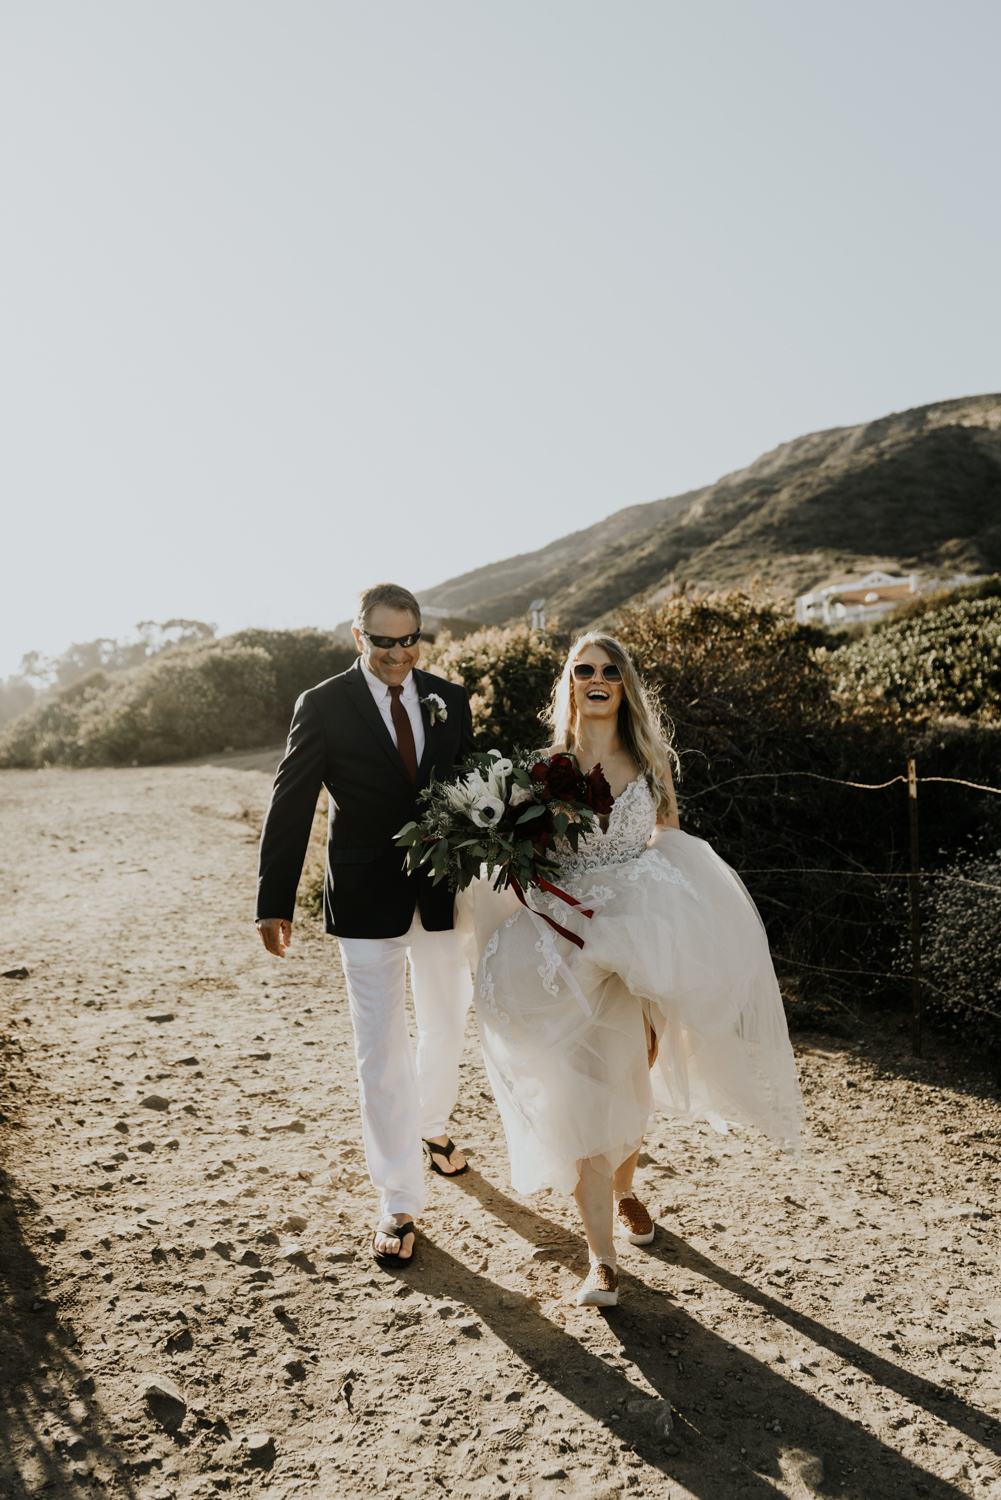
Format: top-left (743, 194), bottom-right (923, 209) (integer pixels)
top-left (1, 1), bottom-right (999, 678)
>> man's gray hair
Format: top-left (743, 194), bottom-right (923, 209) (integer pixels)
top-left (354, 583), bottom-right (422, 630)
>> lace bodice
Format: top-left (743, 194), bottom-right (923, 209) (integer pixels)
top-left (554, 775), bottom-right (657, 877)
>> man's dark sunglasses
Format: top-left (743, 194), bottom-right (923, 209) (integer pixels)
top-left (572, 662), bottom-right (622, 682)
top-left (361, 628), bottom-right (423, 649)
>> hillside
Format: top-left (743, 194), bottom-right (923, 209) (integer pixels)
top-left (418, 393), bottom-right (1001, 629)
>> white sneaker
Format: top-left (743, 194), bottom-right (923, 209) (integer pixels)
top-left (576, 1259), bottom-right (619, 1307)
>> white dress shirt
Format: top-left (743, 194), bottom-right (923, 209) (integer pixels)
top-left (361, 659), bottom-right (426, 766)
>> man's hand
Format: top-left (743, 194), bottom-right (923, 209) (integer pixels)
top-left (257, 918), bottom-right (292, 957)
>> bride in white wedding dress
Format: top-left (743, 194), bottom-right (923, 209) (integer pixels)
top-left (461, 633), bottom-right (802, 1308)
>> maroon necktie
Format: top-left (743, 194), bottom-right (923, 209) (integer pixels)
top-left (388, 684), bottom-right (418, 784)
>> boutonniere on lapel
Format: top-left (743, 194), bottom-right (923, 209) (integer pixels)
top-left (419, 692), bottom-right (448, 725)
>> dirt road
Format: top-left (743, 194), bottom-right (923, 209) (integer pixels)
top-left (2, 761), bottom-right (1001, 1500)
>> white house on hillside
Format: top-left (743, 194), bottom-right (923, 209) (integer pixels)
top-left (795, 570), bottom-right (983, 626)
top-left (795, 571), bottom-right (918, 626)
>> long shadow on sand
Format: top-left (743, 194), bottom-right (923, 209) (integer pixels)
top-left (385, 1170), bottom-right (982, 1500)
top-left (0, 1162), bottom-right (141, 1500)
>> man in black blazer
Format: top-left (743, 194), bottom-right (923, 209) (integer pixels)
top-left (256, 583), bottom-right (476, 1264)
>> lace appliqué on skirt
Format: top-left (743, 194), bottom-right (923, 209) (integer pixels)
top-left (478, 921), bottom-right (515, 1039)
top-left (534, 881), bottom-right (616, 999)
top-left (616, 848), bottom-right (700, 901)
top-left (537, 881), bottom-right (615, 914)
top-left (536, 936), bottom-right (560, 997)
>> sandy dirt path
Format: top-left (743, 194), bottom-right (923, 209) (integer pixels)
top-left (2, 761), bottom-right (1001, 1500)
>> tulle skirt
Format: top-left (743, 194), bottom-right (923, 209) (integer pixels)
top-left (456, 829), bottom-right (803, 1196)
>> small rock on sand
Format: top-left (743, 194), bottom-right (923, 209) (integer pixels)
top-left (627, 1398), bottom-right (673, 1437)
top-left (783, 1449), bottom-right (825, 1488)
top-left (142, 1374), bottom-right (187, 1431)
top-left (142, 1375), bottom-right (184, 1404)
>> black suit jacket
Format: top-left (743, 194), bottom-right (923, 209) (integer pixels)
top-left (255, 659), bottom-right (476, 939)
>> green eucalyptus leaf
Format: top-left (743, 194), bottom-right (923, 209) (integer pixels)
top-left (516, 804), bottom-right (546, 824)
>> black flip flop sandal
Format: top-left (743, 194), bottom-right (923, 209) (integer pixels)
top-left (372, 1217), bottom-right (418, 1269)
top-left (422, 1137), bottom-right (470, 1177)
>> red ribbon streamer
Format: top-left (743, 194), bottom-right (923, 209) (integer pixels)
top-left (537, 877), bottom-right (596, 919)
top-left (509, 877), bottom-right (594, 949)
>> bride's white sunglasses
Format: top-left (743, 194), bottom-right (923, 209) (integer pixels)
top-left (572, 662), bottom-right (622, 683)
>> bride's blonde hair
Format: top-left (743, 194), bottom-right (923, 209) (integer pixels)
top-left (543, 632), bottom-right (679, 822)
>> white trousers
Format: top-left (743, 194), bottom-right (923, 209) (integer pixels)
top-left (337, 909), bottom-right (472, 1219)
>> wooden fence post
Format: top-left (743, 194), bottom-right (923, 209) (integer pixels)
top-left (908, 757), bottom-right (921, 1057)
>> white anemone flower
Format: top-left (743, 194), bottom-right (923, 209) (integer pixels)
top-left (470, 796), bottom-right (506, 828)
top-left (443, 770), bottom-right (501, 823)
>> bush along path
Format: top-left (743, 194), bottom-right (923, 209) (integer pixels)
top-left (3, 765), bottom-right (1001, 1500)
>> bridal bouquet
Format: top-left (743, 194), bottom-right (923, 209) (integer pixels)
top-left (395, 749), bottom-right (613, 895)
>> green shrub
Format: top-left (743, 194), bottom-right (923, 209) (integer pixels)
top-left (615, 590), bottom-right (832, 733)
top-left (74, 642), bottom-right (279, 764)
top-left (298, 872), bottom-right (325, 919)
top-left (829, 595), bottom-right (1001, 720)
top-left (422, 625), bottom-right (562, 755)
top-left (913, 847), bottom-right (1001, 1051)
top-left (0, 629), bottom-right (355, 768)
top-left (0, 678), bottom-right (106, 769)
top-left (0, 676), bottom-right (34, 729)
top-left (225, 629), bottom-right (355, 724)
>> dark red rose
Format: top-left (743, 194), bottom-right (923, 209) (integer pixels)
top-left (585, 763), bottom-right (614, 816)
top-left (530, 761), bottom-right (550, 782)
top-left (546, 754), bottom-right (581, 801)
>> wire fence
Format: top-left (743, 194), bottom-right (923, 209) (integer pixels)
top-left (687, 770), bottom-right (1001, 798)
top-left (709, 762), bottom-right (1001, 1056)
